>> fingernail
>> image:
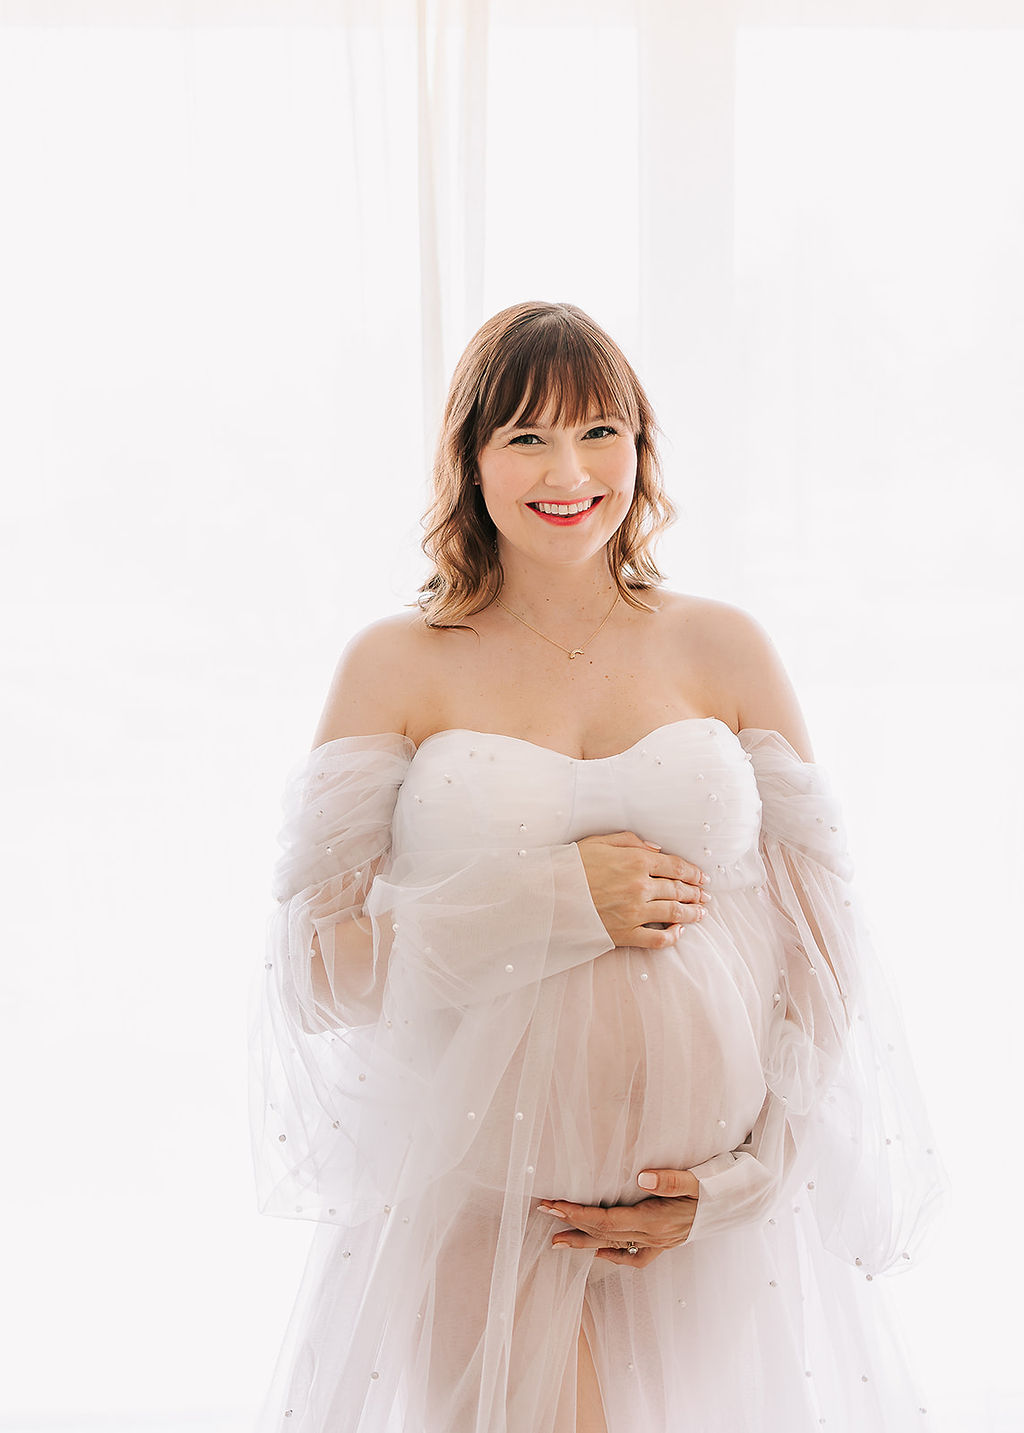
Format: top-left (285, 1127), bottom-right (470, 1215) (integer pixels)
top-left (637, 1172), bottom-right (658, 1191)
top-left (645, 842), bottom-right (662, 851)
top-left (537, 1205), bottom-right (566, 1217)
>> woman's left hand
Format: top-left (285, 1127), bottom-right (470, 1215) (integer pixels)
top-left (537, 1168), bottom-right (701, 1268)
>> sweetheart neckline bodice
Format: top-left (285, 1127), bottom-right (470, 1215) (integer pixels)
top-left (412, 716), bottom-right (740, 767)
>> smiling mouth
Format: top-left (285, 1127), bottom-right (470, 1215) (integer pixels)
top-left (527, 496), bottom-right (602, 519)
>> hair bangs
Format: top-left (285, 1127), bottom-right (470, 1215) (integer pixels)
top-left (476, 315), bottom-right (641, 445)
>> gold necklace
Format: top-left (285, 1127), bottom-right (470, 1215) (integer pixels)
top-left (494, 593), bottom-right (620, 660)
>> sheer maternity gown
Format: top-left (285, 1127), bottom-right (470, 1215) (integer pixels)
top-left (249, 718), bottom-right (949, 1433)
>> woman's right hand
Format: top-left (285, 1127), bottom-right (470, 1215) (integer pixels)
top-left (575, 832), bottom-right (710, 949)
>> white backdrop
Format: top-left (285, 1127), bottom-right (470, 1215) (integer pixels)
top-left (1, 4), bottom-right (1021, 1431)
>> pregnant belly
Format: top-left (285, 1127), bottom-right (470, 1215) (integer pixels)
top-left (535, 940), bottom-right (769, 1206)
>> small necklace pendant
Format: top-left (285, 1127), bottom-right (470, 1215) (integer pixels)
top-left (568, 648), bottom-right (584, 659)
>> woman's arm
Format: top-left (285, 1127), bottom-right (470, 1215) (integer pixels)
top-left (310, 612), bottom-right (419, 750)
top-left (713, 607), bottom-right (843, 993)
top-left (301, 617), bottom-right (419, 1027)
top-left (711, 601), bottom-right (816, 761)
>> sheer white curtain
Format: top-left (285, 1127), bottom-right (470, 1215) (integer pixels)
top-left (1, 3), bottom-right (1020, 1430)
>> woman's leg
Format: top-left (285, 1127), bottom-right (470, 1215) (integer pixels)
top-left (575, 1300), bottom-right (609, 1433)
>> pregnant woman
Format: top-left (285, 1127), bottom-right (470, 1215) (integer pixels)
top-left (250, 300), bottom-right (949, 1432)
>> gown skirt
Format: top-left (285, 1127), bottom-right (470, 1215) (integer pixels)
top-left (248, 719), bottom-right (949, 1433)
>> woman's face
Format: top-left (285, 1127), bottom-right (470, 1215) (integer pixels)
top-left (475, 399), bottom-right (638, 570)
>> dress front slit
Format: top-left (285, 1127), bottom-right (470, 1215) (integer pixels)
top-left (575, 1293), bottom-right (610, 1433)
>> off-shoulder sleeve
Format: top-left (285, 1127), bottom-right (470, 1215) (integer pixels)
top-left (248, 733), bottom-right (616, 1225)
top-left (683, 728), bottom-right (950, 1276)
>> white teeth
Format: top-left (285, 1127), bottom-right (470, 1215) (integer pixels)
top-left (533, 498), bottom-right (596, 516)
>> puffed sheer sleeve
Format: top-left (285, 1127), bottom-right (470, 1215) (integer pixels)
top-left (248, 733), bottom-right (616, 1226)
top-left (683, 729), bottom-right (950, 1276)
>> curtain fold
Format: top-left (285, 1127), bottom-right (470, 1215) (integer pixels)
top-left (415, 0), bottom-right (489, 452)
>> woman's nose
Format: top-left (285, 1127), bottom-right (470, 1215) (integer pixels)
top-left (543, 443), bottom-right (589, 489)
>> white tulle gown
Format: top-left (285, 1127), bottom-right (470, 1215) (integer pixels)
top-left (249, 718), bottom-right (949, 1433)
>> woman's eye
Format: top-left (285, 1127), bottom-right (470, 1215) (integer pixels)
top-left (508, 426), bottom-right (617, 446)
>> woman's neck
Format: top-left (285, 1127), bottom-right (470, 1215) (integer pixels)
top-left (493, 550), bottom-right (619, 623)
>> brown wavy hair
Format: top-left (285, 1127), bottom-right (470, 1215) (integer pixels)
top-left (414, 301), bottom-right (676, 629)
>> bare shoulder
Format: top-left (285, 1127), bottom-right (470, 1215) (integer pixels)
top-left (309, 608), bottom-right (435, 750)
top-left (660, 592), bottom-right (815, 762)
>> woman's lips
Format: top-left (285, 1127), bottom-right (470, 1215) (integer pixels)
top-left (527, 496), bottom-right (604, 526)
